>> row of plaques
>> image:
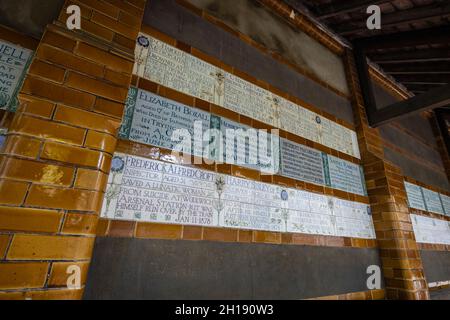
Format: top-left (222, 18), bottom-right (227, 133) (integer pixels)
top-left (411, 214), bottom-right (450, 245)
top-left (102, 153), bottom-right (376, 239)
top-left (120, 88), bottom-right (367, 196)
top-left (404, 182), bottom-right (450, 216)
top-left (133, 33), bottom-right (361, 159)
top-left (0, 39), bottom-right (33, 111)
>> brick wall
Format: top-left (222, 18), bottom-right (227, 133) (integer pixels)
top-left (344, 50), bottom-right (430, 300)
top-left (0, 0), bottom-right (146, 300)
top-left (0, 0), bottom-right (447, 300)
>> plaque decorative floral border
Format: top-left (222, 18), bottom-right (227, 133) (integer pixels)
top-left (102, 153), bottom-right (376, 239)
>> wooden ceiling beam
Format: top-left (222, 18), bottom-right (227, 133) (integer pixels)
top-left (372, 84), bottom-right (450, 126)
top-left (371, 48), bottom-right (450, 64)
top-left (314, 0), bottom-right (391, 20)
top-left (402, 83), bottom-right (446, 93)
top-left (392, 73), bottom-right (450, 84)
top-left (332, 2), bottom-right (450, 36)
top-left (381, 61), bottom-right (450, 73)
top-left (353, 25), bottom-right (450, 51)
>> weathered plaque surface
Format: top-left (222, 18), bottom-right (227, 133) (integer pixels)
top-left (325, 155), bottom-right (366, 196)
top-left (133, 33), bottom-right (361, 159)
top-left (119, 89), bottom-right (367, 195)
top-left (440, 194), bottom-right (450, 216)
top-left (224, 73), bottom-right (277, 127)
top-left (333, 198), bottom-right (375, 239)
top-left (120, 88), bottom-right (279, 173)
top-left (102, 153), bottom-right (375, 239)
top-left (0, 40), bottom-right (33, 111)
top-left (280, 138), bottom-right (325, 185)
top-left (422, 188), bottom-right (445, 215)
top-left (404, 182), bottom-right (426, 211)
top-left (103, 154), bottom-right (219, 226)
top-left (411, 214), bottom-right (450, 245)
top-left (120, 88), bottom-right (210, 157)
top-left (214, 116), bottom-right (280, 174)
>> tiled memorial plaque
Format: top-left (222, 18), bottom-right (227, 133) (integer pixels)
top-left (223, 73), bottom-right (277, 127)
top-left (120, 88), bottom-right (279, 173)
top-left (119, 88), bottom-right (367, 195)
top-left (0, 40), bottom-right (33, 111)
top-left (120, 88), bottom-right (210, 158)
top-left (411, 214), bottom-right (450, 245)
top-left (333, 199), bottom-right (374, 239)
top-left (119, 87), bottom-right (365, 195)
top-left (404, 182), bottom-right (426, 211)
top-left (143, 36), bottom-right (221, 105)
top-left (214, 116), bottom-right (280, 174)
top-left (102, 153), bottom-right (376, 239)
top-left (440, 194), bottom-right (450, 216)
top-left (280, 138), bottom-right (325, 185)
top-left (324, 155), bottom-right (366, 196)
top-left (422, 188), bottom-right (445, 215)
top-left (133, 33), bottom-right (361, 159)
top-left (218, 175), bottom-right (285, 232)
top-left (287, 190), bottom-right (334, 236)
top-left (102, 154), bottom-right (219, 226)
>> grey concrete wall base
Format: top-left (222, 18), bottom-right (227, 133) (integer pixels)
top-left (84, 237), bottom-right (383, 300)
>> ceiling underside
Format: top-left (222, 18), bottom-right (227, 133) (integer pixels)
top-left (286, 0), bottom-right (450, 96)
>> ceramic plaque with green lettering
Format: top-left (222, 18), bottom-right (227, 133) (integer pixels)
top-left (0, 40), bottom-right (33, 111)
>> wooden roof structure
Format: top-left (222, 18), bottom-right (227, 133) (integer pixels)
top-left (293, 0), bottom-right (450, 95)
top-left (284, 0), bottom-right (450, 137)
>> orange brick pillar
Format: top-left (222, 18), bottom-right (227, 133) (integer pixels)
top-left (0, 0), bottom-right (146, 299)
top-left (344, 50), bottom-right (430, 300)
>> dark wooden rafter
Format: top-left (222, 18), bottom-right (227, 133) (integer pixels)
top-left (313, 0), bottom-right (391, 20)
top-left (353, 41), bottom-right (450, 127)
top-left (373, 84), bottom-right (450, 126)
top-left (393, 74), bottom-right (450, 84)
top-left (353, 44), bottom-right (379, 126)
top-left (297, 1), bottom-right (450, 127)
top-left (381, 61), bottom-right (450, 74)
top-left (354, 25), bottom-right (450, 51)
top-left (403, 83), bottom-right (446, 92)
top-left (332, 2), bottom-right (450, 36)
top-left (371, 48), bottom-right (450, 64)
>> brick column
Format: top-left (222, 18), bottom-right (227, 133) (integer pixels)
top-left (0, 0), bottom-right (146, 299)
top-left (344, 50), bottom-right (430, 300)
